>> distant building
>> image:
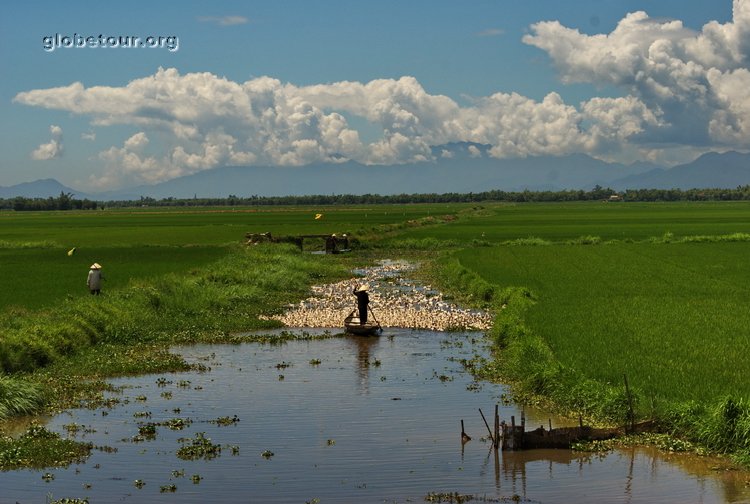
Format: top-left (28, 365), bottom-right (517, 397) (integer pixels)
top-left (608, 194), bottom-right (623, 202)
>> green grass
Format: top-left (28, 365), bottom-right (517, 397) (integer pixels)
top-left (0, 246), bottom-right (228, 310)
top-left (0, 205), bottom-right (459, 247)
top-left (0, 375), bottom-right (44, 421)
top-left (439, 239), bottom-right (750, 461)
top-left (0, 244), bottom-right (350, 374)
top-left (0, 204), bottom-right (463, 311)
top-left (402, 202), bottom-right (750, 460)
top-left (0, 241), bottom-right (351, 429)
top-left (454, 242), bottom-right (750, 404)
top-left (404, 201), bottom-right (750, 242)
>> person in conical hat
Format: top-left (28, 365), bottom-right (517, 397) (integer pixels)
top-left (87, 263), bottom-right (104, 295)
top-left (352, 283), bottom-right (370, 324)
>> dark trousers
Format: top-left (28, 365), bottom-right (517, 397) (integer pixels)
top-left (358, 305), bottom-right (368, 324)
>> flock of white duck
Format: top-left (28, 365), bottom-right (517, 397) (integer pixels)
top-left (265, 260), bottom-right (493, 331)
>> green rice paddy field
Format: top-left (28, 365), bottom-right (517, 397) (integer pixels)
top-left (406, 200), bottom-right (750, 242)
top-left (427, 200), bottom-right (750, 411)
top-left (0, 204), bottom-right (452, 247)
top-left (0, 204), bottom-right (452, 309)
top-left (2, 201), bottom-right (749, 410)
top-left (454, 242), bottom-right (750, 404)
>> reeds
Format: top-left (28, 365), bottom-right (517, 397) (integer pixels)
top-left (0, 375), bottom-right (44, 421)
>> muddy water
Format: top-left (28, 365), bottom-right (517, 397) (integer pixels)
top-left (2, 330), bottom-right (749, 503)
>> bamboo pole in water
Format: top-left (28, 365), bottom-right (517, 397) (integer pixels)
top-left (494, 404), bottom-right (500, 450)
top-left (479, 408), bottom-right (494, 445)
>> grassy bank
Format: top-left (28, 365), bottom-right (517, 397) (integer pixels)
top-left (433, 238), bottom-right (750, 465)
top-left (0, 244), bottom-right (350, 421)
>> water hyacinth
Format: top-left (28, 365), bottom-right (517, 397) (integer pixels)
top-left (0, 423), bottom-right (92, 470)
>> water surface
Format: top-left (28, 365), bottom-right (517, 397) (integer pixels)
top-left (1, 330), bottom-right (748, 503)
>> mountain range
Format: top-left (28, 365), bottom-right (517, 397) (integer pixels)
top-left (2, 144), bottom-right (749, 200)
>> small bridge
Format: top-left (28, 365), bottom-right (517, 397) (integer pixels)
top-left (245, 232), bottom-right (350, 253)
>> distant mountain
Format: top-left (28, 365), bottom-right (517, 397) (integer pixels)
top-left (0, 178), bottom-right (93, 199)
top-left (5, 148), bottom-right (749, 200)
top-left (611, 151), bottom-right (750, 190)
top-left (96, 148), bottom-right (662, 200)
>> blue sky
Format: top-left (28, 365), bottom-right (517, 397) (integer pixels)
top-left (0, 0), bottom-right (743, 191)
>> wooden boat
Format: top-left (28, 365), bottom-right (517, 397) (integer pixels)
top-left (344, 311), bottom-right (381, 335)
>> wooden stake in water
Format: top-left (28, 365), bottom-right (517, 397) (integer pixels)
top-left (461, 420), bottom-right (471, 442)
top-left (479, 408), bottom-right (494, 444)
top-left (624, 373), bottom-right (635, 433)
top-left (494, 404), bottom-right (500, 449)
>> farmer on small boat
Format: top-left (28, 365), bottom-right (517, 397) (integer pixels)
top-left (87, 263), bottom-right (104, 295)
top-left (353, 283), bottom-right (370, 325)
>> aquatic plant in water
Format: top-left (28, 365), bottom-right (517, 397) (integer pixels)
top-left (209, 414), bottom-right (240, 426)
top-left (176, 432), bottom-right (221, 461)
top-left (0, 423), bottom-right (92, 470)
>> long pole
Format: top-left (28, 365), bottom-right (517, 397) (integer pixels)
top-left (368, 305), bottom-right (382, 330)
top-left (624, 374), bottom-right (635, 433)
top-left (479, 408), bottom-right (494, 445)
top-left (494, 404), bottom-right (500, 449)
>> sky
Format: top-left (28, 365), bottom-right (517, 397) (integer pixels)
top-left (0, 0), bottom-right (746, 192)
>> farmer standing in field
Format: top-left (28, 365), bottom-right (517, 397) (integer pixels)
top-left (352, 283), bottom-right (370, 325)
top-left (87, 263), bottom-right (104, 295)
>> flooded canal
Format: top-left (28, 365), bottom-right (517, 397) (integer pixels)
top-left (2, 329), bottom-right (749, 503)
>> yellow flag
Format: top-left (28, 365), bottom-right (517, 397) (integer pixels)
top-left (314, 213), bottom-right (323, 220)
top-left (67, 247), bottom-right (76, 256)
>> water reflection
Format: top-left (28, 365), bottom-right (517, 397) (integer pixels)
top-left (348, 334), bottom-right (381, 395)
top-left (0, 330), bottom-right (747, 504)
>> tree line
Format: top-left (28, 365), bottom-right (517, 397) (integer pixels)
top-left (1, 192), bottom-right (98, 211)
top-left (3, 186), bottom-right (750, 211)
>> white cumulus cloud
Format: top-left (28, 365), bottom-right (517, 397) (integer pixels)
top-left (197, 15), bottom-right (249, 26)
top-left (13, 2), bottom-right (750, 189)
top-left (31, 125), bottom-right (63, 160)
top-left (523, 0), bottom-right (750, 147)
top-left (8, 67), bottom-right (677, 185)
